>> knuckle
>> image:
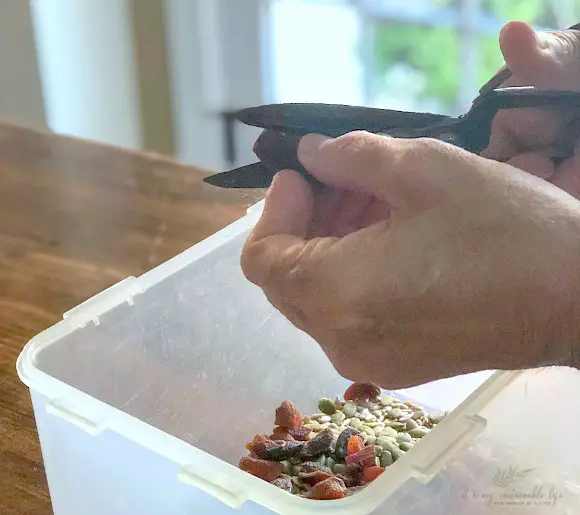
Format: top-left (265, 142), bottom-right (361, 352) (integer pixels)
top-left (330, 131), bottom-right (387, 170)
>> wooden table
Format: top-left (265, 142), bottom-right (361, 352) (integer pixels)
top-left (0, 123), bottom-right (264, 514)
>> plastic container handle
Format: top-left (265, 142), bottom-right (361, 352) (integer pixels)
top-left (178, 466), bottom-right (246, 509)
top-left (411, 414), bottom-right (486, 482)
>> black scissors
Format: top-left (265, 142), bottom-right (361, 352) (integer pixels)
top-left (203, 86), bottom-right (580, 189)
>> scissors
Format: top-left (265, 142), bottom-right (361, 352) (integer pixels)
top-left (203, 86), bottom-right (580, 189)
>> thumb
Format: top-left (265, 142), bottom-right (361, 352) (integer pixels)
top-left (241, 170), bottom-right (313, 287)
top-left (297, 131), bottom-right (480, 214)
top-left (499, 21), bottom-right (580, 90)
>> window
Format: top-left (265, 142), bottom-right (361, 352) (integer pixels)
top-left (268, 0), bottom-right (573, 116)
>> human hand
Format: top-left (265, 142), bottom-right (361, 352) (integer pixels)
top-left (241, 132), bottom-right (580, 388)
top-left (482, 21), bottom-right (580, 197)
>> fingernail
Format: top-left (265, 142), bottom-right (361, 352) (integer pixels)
top-left (298, 134), bottom-right (332, 166)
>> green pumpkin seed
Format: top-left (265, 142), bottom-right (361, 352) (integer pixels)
top-left (409, 427), bottom-right (430, 438)
top-left (376, 437), bottom-right (400, 455)
top-left (331, 411), bottom-right (346, 424)
top-left (318, 398), bottom-right (337, 416)
top-left (349, 418), bottom-right (362, 429)
top-left (318, 415), bottom-right (331, 423)
top-left (333, 463), bottom-right (347, 475)
top-left (406, 419), bottom-right (419, 430)
top-left (366, 435), bottom-right (376, 446)
top-left (281, 461), bottom-right (291, 475)
top-left (380, 451), bottom-right (393, 467)
top-left (389, 408), bottom-right (403, 419)
top-left (399, 442), bottom-right (413, 452)
top-left (375, 457), bottom-right (381, 467)
top-left (381, 426), bottom-right (398, 438)
top-left (342, 401), bottom-right (357, 418)
top-left (325, 456), bottom-right (335, 469)
top-left (380, 395), bottom-right (394, 407)
top-left (385, 421), bottom-right (406, 430)
top-left (373, 445), bottom-right (383, 457)
top-left (429, 412), bottom-right (446, 424)
top-left (391, 447), bottom-right (405, 461)
top-left (291, 477), bottom-right (304, 487)
top-left (396, 432), bottom-right (412, 444)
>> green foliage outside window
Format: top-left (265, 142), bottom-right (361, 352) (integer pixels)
top-left (370, 0), bottom-right (580, 112)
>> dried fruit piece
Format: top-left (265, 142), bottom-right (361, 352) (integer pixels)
top-left (240, 457), bottom-right (283, 482)
top-left (344, 382), bottom-right (382, 402)
top-left (275, 400), bottom-right (303, 429)
top-left (271, 476), bottom-right (293, 492)
top-left (269, 429), bottom-right (296, 442)
top-left (336, 462), bottom-right (365, 488)
top-left (362, 466), bottom-right (385, 484)
top-left (301, 430), bottom-right (333, 459)
top-left (299, 470), bottom-right (334, 485)
top-left (347, 435), bottom-right (365, 456)
top-left (334, 427), bottom-right (360, 460)
top-left (307, 477), bottom-right (347, 500)
top-left (287, 427), bottom-right (311, 441)
top-left (253, 440), bottom-right (304, 461)
top-left (345, 445), bottom-right (376, 467)
top-left (300, 462), bottom-right (332, 475)
top-left (246, 434), bottom-right (271, 453)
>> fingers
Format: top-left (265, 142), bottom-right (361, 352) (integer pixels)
top-left (241, 170), bottom-right (313, 287)
top-left (297, 131), bottom-right (476, 215)
top-left (499, 21), bottom-right (580, 90)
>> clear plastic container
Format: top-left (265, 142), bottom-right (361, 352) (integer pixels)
top-left (17, 201), bottom-right (580, 514)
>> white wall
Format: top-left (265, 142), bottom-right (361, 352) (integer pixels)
top-left (0, 0), bottom-right (46, 129)
top-left (30, 0), bottom-right (143, 149)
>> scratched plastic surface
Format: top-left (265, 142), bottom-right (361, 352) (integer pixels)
top-left (17, 204), bottom-right (580, 514)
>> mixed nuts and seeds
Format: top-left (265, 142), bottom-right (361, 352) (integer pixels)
top-left (239, 382), bottom-right (447, 500)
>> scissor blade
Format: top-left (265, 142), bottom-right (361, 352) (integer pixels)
top-left (236, 103), bottom-right (450, 136)
top-left (202, 162), bottom-right (275, 189)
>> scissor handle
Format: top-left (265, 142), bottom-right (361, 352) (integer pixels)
top-left (460, 87), bottom-right (580, 153)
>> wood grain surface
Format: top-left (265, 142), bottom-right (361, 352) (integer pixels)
top-left (0, 123), bottom-right (264, 514)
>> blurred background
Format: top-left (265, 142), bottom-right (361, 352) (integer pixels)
top-left (0, 0), bottom-right (574, 174)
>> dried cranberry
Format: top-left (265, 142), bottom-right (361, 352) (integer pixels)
top-left (345, 445), bottom-right (376, 467)
top-left (344, 382), bottom-right (381, 402)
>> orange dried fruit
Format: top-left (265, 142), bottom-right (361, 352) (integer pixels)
top-left (362, 466), bottom-right (385, 484)
top-left (307, 477), bottom-right (347, 500)
top-left (239, 457), bottom-right (283, 482)
top-left (346, 435), bottom-right (365, 456)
